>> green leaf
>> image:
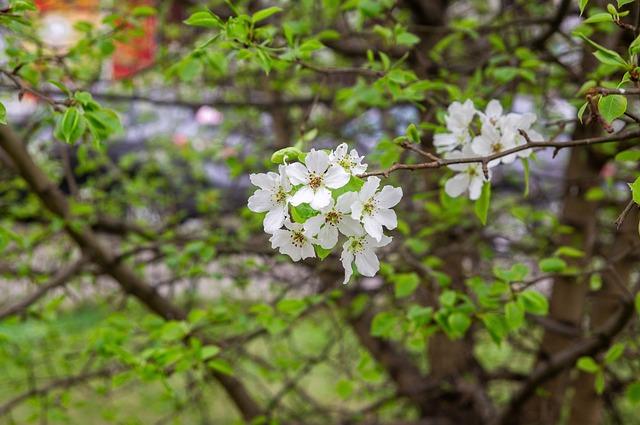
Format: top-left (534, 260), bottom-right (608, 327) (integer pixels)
top-left (539, 257), bottom-right (567, 273)
top-left (604, 342), bottom-right (625, 364)
top-left (522, 157), bottom-right (530, 197)
top-left (626, 382), bottom-right (640, 405)
top-left (276, 299), bottom-right (307, 317)
top-left (578, 34), bottom-right (628, 68)
top-left (577, 101), bottom-right (588, 123)
top-left (618, 0), bottom-right (636, 7)
top-left (57, 107), bottom-right (85, 144)
top-left (577, 356), bottom-right (600, 373)
top-left (407, 305), bottom-right (433, 326)
top-left (252, 6), bottom-right (283, 23)
top-left (200, 345), bottom-right (220, 360)
top-left (629, 176), bottom-right (640, 205)
top-left (184, 11), bottom-right (221, 28)
top-left (505, 301), bottom-right (525, 331)
top-left (554, 246), bottom-right (585, 258)
top-left (598, 95), bottom-right (627, 123)
top-left (630, 34), bottom-right (640, 55)
top-left (615, 149), bottom-right (640, 161)
top-left (481, 313), bottom-right (508, 344)
top-left (447, 312), bottom-right (471, 337)
top-left (370, 311), bottom-right (399, 337)
top-left (580, 0), bottom-right (589, 15)
top-left (314, 245), bottom-right (332, 260)
top-left (393, 273), bottom-right (420, 298)
top-left (474, 182), bottom-right (491, 225)
top-left (0, 102), bottom-right (6, 125)
top-left (439, 290), bottom-right (456, 307)
top-left (519, 290), bottom-right (549, 315)
top-left (271, 147), bottom-right (303, 164)
top-left (635, 292), bottom-right (640, 315)
top-left (290, 203), bottom-right (317, 223)
top-left (583, 12), bottom-right (614, 24)
top-left (207, 358), bottom-right (234, 375)
top-left (406, 123), bottom-right (420, 143)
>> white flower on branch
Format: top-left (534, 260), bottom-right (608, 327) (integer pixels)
top-left (287, 149), bottom-right (350, 210)
top-left (340, 223), bottom-right (392, 284)
top-left (329, 143), bottom-right (367, 175)
top-left (351, 176), bottom-right (403, 242)
top-left (247, 165), bottom-right (292, 233)
top-left (444, 147), bottom-right (491, 201)
top-left (434, 99), bottom-right (476, 153)
top-left (269, 220), bottom-right (316, 261)
top-left (303, 194), bottom-right (362, 249)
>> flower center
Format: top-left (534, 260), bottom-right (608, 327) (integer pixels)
top-left (467, 166), bottom-right (478, 177)
top-left (308, 172), bottom-right (323, 190)
top-left (348, 236), bottom-right (365, 253)
top-left (291, 230), bottom-right (306, 248)
top-left (273, 187), bottom-right (288, 204)
top-left (491, 142), bottom-right (503, 153)
top-left (362, 198), bottom-right (376, 216)
top-left (325, 210), bottom-right (340, 226)
top-left (338, 156), bottom-right (353, 171)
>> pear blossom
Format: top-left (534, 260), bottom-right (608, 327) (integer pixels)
top-left (340, 223), bottom-right (392, 284)
top-left (351, 176), bottom-right (403, 242)
top-left (329, 143), bottom-right (367, 175)
top-left (444, 147), bottom-right (491, 201)
top-left (303, 193), bottom-right (362, 249)
top-left (472, 122), bottom-right (517, 165)
top-left (247, 165), bottom-right (291, 233)
top-left (287, 149), bottom-right (350, 210)
top-left (434, 99), bottom-right (477, 153)
top-left (478, 99), bottom-right (503, 127)
top-left (501, 112), bottom-right (543, 159)
top-left (269, 220), bottom-right (316, 261)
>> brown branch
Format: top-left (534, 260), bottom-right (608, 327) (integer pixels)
top-left (0, 258), bottom-right (86, 321)
top-left (359, 129), bottom-right (640, 178)
top-left (615, 199), bottom-right (637, 230)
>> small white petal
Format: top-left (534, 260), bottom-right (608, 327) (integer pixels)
top-left (311, 187), bottom-right (332, 210)
top-left (363, 216), bottom-right (383, 242)
top-left (341, 246), bottom-right (355, 284)
top-left (306, 149), bottom-right (330, 174)
top-left (468, 177), bottom-right (484, 200)
top-left (332, 143), bottom-right (348, 159)
top-left (286, 163), bottom-right (309, 185)
top-left (444, 173), bottom-right (470, 198)
top-left (376, 186), bottom-right (402, 209)
top-left (374, 234), bottom-right (392, 248)
top-left (376, 208), bottom-right (397, 230)
top-left (355, 250), bottom-right (379, 277)
top-left (337, 216), bottom-right (363, 236)
top-left (324, 165), bottom-right (350, 189)
top-left (485, 99), bottom-right (502, 118)
top-left (360, 176), bottom-right (380, 200)
top-left (301, 242), bottom-right (315, 260)
top-left (290, 186), bottom-right (314, 206)
top-left (336, 192), bottom-right (358, 213)
top-left (351, 201), bottom-right (364, 221)
top-left (303, 215), bottom-right (325, 236)
top-left (471, 135), bottom-right (493, 156)
top-left (247, 189), bottom-right (273, 212)
top-left (318, 225), bottom-right (338, 249)
top-left (249, 173), bottom-right (275, 190)
top-left (263, 207), bottom-right (286, 233)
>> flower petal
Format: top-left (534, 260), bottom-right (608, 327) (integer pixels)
top-left (303, 214), bottom-right (325, 236)
top-left (290, 186), bottom-right (314, 206)
top-left (263, 207), bottom-right (286, 233)
top-left (375, 208), bottom-right (397, 230)
top-left (324, 165), bottom-right (350, 189)
top-left (363, 215), bottom-right (383, 242)
top-left (301, 242), bottom-right (315, 260)
top-left (318, 224), bottom-right (338, 249)
top-left (306, 149), bottom-right (330, 174)
top-left (355, 249), bottom-right (379, 277)
top-left (360, 176), bottom-right (380, 200)
top-left (337, 216), bottom-right (363, 237)
top-left (310, 187), bottom-right (332, 210)
top-left (444, 173), bottom-right (470, 198)
top-left (286, 163), bottom-right (309, 185)
top-left (247, 189), bottom-right (273, 212)
top-left (468, 176), bottom-right (484, 200)
top-left (249, 173), bottom-right (275, 190)
top-left (336, 191), bottom-right (358, 213)
top-left (340, 245), bottom-right (354, 284)
top-left (376, 186), bottom-right (402, 209)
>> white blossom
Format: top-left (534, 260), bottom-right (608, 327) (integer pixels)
top-left (269, 220), bottom-right (316, 261)
top-left (351, 176), bottom-right (403, 242)
top-left (247, 165), bottom-right (291, 233)
top-left (471, 122), bottom-right (517, 165)
top-left (444, 147), bottom-right (490, 201)
top-left (303, 194), bottom-right (362, 249)
top-left (340, 223), bottom-right (392, 284)
top-left (329, 143), bottom-right (367, 175)
top-left (287, 149), bottom-right (350, 210)
top-left (434, 99), bottom-right (477, 153)
top-left (501, 112), bottom-right (543, 159)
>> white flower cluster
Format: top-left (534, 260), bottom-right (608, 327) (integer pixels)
top-left (248, 143), bottom-right (402, 284)
top-left (435, 99), bottom-right (543, 200)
